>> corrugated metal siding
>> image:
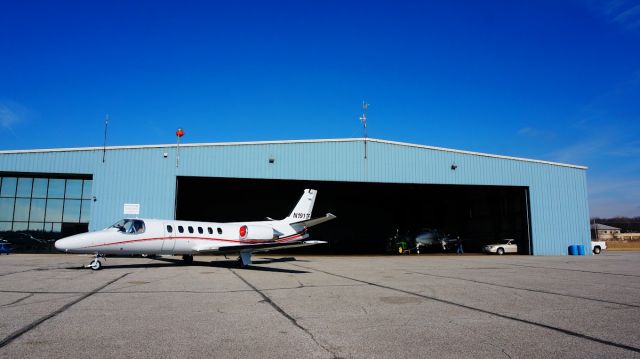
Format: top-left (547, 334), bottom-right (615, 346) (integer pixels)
top-left (0, 139), bottom-right (590, 255)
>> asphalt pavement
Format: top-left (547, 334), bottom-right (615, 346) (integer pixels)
top-left (0, 252), bottom-right (639, 358)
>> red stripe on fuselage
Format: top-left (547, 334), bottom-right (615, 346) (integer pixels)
top-left (82, 232), bottom-right (304, 249)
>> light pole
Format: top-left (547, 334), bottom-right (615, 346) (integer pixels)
top-left (176, 128), bottom-right (184, 167)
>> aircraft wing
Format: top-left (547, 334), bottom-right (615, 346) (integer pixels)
top-left (194, 240), bottom-right (327, 254)
top-left (290, 213), bottom-right (336, 227)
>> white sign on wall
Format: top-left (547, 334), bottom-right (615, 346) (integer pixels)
top-left (123, 203), bottom-right (140, 215)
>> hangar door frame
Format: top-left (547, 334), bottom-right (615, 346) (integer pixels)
top-left (175, 176), bottom-right (533, 255)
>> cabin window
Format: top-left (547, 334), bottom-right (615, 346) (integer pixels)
top-left (198, 227), bottom-right (203, 234)
top-left (217, 227), bottom-right (222, 234)
top-left (188, 226), bottom-right (194, 233)
top-left (166, 225), bottom-right (173, 233)
top-left (207, 227), bottom-right (213, 234)
top-left (178, 226), bottom-right (184, 233)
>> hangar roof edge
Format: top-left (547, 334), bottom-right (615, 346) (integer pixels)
top-left (373, 139), bottom-right (587, 170)
top-left (0, 137), bottom-right (588, 170)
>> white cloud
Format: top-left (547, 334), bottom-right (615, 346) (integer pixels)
top-left (516, 126), bottom-right (556, 141)
top-left (0, 101), bottom-right (28, 129)
top-left (585, 0), bottom-right (640, 31)
top-left (589, 177), bottom-right (640, 196)
top-left (517, 127), bottom-right (536, 136)
top-left (589, 195), bottom-right (640, 217)
top-left (545, 135), bottom-right (611, 164)
top-left (612, 3), bottom-right (640, 30)
top-left (604, 140), bottom-right (640, 157)
top-left (550, 68), bottom-right (640, 217)
top-left (529, 127), bottom-right (639, 217)
top-left (588, 173), bottom-right (640, 217)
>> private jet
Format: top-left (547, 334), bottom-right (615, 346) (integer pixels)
top-left (415, 228), bottom-right (457, 253)
top-left (55, 189), bottom-right (335, 269)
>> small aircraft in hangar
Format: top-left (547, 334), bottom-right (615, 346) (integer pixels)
top-left (55, 189), bottom-right (335, 270)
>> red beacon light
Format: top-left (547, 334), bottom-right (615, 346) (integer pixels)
top-left (239, 225), bottom-right (248, 239)
top-left (176, 128), bottom-right (185, 137)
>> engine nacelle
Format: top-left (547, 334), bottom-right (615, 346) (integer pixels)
top-left (237, 224), bottom-right (277, 241)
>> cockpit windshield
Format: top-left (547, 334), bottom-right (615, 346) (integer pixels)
top-left (110, 219), bottom-right (146, 234)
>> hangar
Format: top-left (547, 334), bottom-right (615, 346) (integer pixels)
top-left (0, 138), bottom-right (590, 255)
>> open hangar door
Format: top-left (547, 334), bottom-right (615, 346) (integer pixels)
top-left (176, 177), bottom-right (532, 255)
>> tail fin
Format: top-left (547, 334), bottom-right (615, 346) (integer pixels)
top-left (285, 189), bottom-right (317, 223)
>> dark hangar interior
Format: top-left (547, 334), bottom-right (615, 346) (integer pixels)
top-left (176, 176), bottom-right (532, 254)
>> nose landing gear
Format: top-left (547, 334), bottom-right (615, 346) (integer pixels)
top-left (87, 254), bottom-right (105, 270)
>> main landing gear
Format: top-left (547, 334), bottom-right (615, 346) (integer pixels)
top-left (87, 254), bottom-right (105, 270)
top-left (182, 255), bottom-right (194, 264)
top-left (237, 251), bottom-right (252, 268)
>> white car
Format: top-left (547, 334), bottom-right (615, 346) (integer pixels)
top-left (483, 239), bottom-right (518, 255)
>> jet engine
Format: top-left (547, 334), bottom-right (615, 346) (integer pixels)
top-left (237, 224), bottom-right (277, 241)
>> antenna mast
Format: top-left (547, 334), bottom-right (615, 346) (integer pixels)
top-left (102, 114), bottom-right (109, 163)
top-left (360, 101), bottom-right (369, 159)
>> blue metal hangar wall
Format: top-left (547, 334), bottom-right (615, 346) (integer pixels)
top-left (0, 138), bottom-right (590, 255)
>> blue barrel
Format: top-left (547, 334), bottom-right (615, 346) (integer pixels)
top-left (568, 245), bottom-right (578, 255)
top-left (577, 245), bottom-right (585, 256)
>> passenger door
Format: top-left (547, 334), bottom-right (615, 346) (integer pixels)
top-left (161, 223), bottom-right (176, 253)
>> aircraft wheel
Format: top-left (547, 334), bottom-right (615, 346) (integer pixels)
top-left (497, 248), bottom-right (505, 255)
top-left (90, 260), bottom-right (102, 270)
top-left (593, 246), bottom-right (601, 254)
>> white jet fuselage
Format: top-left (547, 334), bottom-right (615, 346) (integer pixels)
top-left (55, 219), bottom-right (307, 255)
top-left (54, 189), bottom-right (335, 269)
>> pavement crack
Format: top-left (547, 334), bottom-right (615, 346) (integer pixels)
top-left (0, 288), bottom-right (255, 295)
top-left (292, 263), bottom-right (640, 355)
top-left (262, 283), bottom-right (365, 293)
top-left (229, 269), bottom-right (338, 359)
top-left (1, 293), bottom-right (34, 307)
top-left (0, 269), bottom-right (38, 277)
top-left (0, 272), bottom-right (131, 349)
top-left (409, 271), bottom-right (640, 308)
top-left (502, 263), bottom-right (640, 278)
top-left (482, 340), bottom-right (513, 359)
top-left (0, 264), bottom-right (93, 277)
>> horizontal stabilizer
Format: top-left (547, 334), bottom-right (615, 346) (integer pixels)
top-left (290, 213), bottom-right (336, 227)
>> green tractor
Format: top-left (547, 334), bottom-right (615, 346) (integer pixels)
top-left (386, 229), bottom-right (414, 255)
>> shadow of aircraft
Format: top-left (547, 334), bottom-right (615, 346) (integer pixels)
top-left (66, 256), bottom-right (309, 274)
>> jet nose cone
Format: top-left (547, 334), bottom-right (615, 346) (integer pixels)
top-left (55, 236), bottom-right (79, 252)
top-left (54, 238), bottom-right (67, 252)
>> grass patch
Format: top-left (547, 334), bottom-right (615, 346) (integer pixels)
top-left (606, 241), bottom-right (640, 250)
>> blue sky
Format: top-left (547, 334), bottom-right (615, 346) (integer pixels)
top-left (1, 0), bottom-right (639, 217)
